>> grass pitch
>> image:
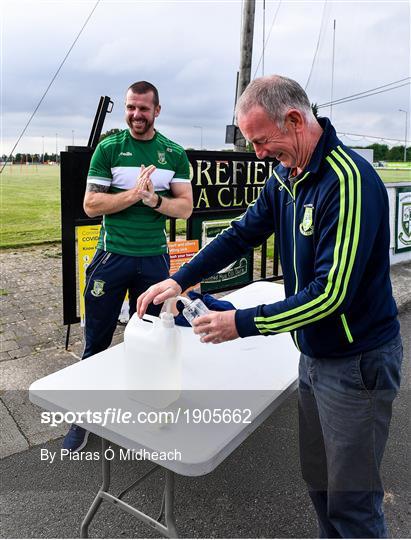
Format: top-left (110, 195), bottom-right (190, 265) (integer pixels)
top-left (1, 165), bottom-right (61, 248)
top-left (377, 167), bottom-right (411, 183)
top-left (1, 162), bottom-right (410, 249)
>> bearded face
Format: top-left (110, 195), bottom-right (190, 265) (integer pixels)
top-left (125, 90), bottom-right (161, 140)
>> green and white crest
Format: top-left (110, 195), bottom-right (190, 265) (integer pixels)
top-left (401, 202), bottom-right (411, 236)
top-left (91, 279), bottom-right (105, 297)
top-left (157, 151), bottom-right (167, 165)
top-left (395, 189), bottom-right (411, 252)
top-left (300, 204), bottom-right (314, 236)
top-left (399, 201), bottom-right (411, 245)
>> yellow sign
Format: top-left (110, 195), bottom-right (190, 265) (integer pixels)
top-left (77, 225), bottom-right (101, 325)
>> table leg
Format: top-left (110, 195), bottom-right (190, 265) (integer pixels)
top-left (164, 470), bottom-right (178, 538)
top-left (79, 439), bottom-right (178, 538)
top-left (80, 438), bottom-right (110, 538)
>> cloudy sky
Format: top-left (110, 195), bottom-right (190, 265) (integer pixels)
top-left (2, 0), bottom-right (410, 156)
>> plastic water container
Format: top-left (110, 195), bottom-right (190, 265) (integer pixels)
top-left (123, 309), bottom-right (182, 409)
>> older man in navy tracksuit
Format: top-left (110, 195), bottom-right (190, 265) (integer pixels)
top-left (137, 75), bottom-right (403, 538)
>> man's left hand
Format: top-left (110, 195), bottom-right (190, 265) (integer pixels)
top-left (192, 310), bottom-right (239, 344)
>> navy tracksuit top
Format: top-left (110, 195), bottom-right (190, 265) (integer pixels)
top-left (173, 118), bottom-right (399, 358)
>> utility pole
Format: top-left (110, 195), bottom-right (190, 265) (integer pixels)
top-left (234, 0), bottom-right (256, 151)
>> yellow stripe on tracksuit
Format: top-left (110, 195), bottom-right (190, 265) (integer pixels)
top-left (254, 146), bottom-right (362, 334)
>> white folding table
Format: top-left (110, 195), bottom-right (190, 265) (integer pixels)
top-left (29, 282), bottom-right (299, 538)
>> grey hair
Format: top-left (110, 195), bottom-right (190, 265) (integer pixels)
top-left (235, 75), bottom-right (315, 129)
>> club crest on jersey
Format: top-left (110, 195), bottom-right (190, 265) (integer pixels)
top-left (157, 151), bottom-right (167, 165)
top-left (300, 204), bottom-right (314, 236)
top-left (91, 280), bottom-right (105, 297)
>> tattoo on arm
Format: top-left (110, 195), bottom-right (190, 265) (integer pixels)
top-left (86, 183), bottom-right (110, 193)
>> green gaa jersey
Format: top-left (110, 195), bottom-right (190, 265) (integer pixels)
top-left (87, 129), bottom-right (191, 256)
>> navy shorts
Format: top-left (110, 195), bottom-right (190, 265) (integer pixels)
top-left (82, 250), bottom-right (170, 359)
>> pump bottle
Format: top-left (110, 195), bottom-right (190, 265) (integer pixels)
top-left (123, 299), bottom-right (181, 409)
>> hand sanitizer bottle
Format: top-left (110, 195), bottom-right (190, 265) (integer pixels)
top-left (178, 296), bottom-right (210, 326)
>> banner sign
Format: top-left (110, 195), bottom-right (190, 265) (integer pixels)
top-left (395, 187), bottom-right (411, 253)
top-left (188, 152), bottom-right (277, 212)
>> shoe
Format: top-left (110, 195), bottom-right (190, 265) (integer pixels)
top-left (62, 424), bottom-right (89, 452)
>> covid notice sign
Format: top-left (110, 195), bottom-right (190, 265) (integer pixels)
top-left (77, 224), bottom-right (101, 325)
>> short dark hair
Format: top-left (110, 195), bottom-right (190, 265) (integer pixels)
top-left (128, 81), bottom-right (159, 107)
top-left (236, 75), bottom-right (315, 128)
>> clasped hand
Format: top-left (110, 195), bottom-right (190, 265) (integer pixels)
top-left (134, 164), bottom-right (157, 206)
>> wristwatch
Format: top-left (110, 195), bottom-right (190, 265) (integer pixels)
top-left (153, 194), bottom-right (162, 209)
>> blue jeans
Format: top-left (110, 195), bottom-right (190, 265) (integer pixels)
top-left (298, 333), bottom-right (403, 538)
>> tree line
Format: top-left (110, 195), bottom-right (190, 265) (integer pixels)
top-left (99, 129), bottom-right (410, 162)
top-left (1, 153), bottom-right (60, 163)
top-left (349, 143), bottom-right (410, 162)
top-left (2, 140), bottom-right (410, 164)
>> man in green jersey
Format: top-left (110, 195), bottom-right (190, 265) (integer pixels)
top-left (63, 81), bottom-right (193, 452)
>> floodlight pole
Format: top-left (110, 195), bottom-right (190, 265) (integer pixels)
top-left (399, 109), bottom-right (408, 162)
top-left (193, 126), bottom-right (203, 149)
top-left (330, 19), bottom-right (336, 122)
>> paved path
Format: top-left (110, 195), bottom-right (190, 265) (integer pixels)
top-left (0, 244), bottom-right (128, 457)
top-left (0, 244), bottom-right (410, 538)
top-left (0, 243), bottom-right (410, 458)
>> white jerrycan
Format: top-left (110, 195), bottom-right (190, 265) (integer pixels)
top-left (123, 300), bottom-right (182, 409)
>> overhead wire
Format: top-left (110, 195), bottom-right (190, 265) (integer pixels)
top-left (337, 132), bottom-right (410, 144)
top-left (1, 0), bottom-right (102, 174)
top-left (318, 77), bottom-right (411, 108)
top-left (305, 0), bottom-right (328, 91)
top-left (343, 135), bottom-right (366, 142)
top-left (318, 82), bottom-right (410, 109)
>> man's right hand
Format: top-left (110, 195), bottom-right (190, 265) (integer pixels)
top-left (133, 164), bottom-right (156, 203)
top-left (137, 279), bottom-right (182, 318)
